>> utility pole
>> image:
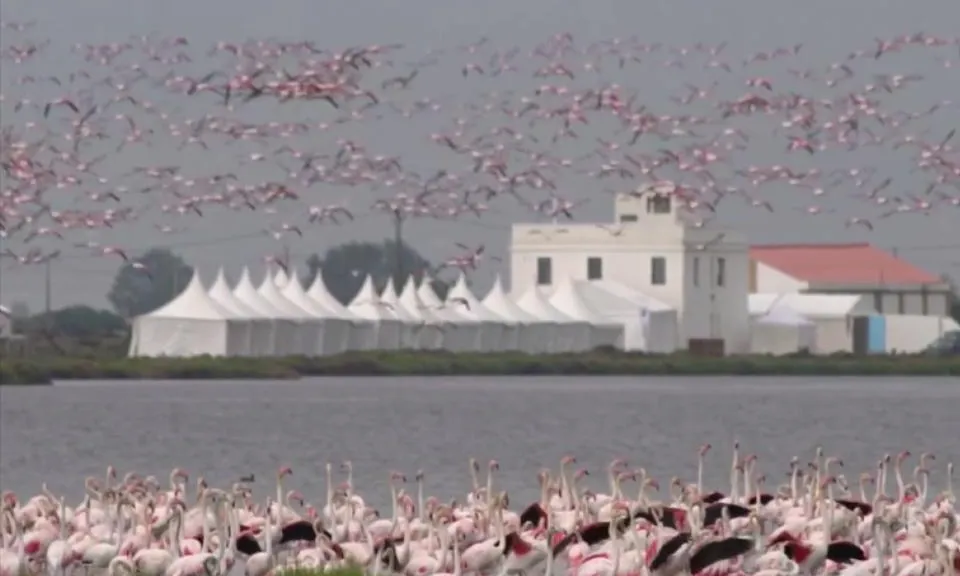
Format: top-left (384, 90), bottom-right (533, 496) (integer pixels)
top-left (282, 242), bottom-right (292, 279)
top-left (393, 210), bottom-right (404, 288)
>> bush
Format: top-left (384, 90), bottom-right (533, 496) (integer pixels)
top-left (1, 351), bottom-right (958, 385)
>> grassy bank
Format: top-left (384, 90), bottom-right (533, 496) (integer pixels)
top-left (1, 351), bottom-right (958, 385)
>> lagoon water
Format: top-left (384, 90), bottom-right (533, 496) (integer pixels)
top-left (1, 376), bottom-right (956, 509)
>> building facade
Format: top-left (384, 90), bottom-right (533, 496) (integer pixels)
top-left (749, 243), bottom-right (951, 316)
top-left (510, 185), bottom-right (751, 353)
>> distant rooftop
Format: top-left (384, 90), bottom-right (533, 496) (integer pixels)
top-left (750, 243), bottom-right (941, 285)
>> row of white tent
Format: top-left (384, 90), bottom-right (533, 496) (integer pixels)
top-left (129, 268), bottom-right (682, 357)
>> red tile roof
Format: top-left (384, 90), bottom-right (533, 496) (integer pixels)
top-left (750, 243), bottom-right (941, 285)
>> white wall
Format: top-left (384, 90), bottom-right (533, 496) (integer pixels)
top-left (885, 314), bottom-right (959, 353)
top-left (510, 188), bottom-right (751, 354)
top-left (755, 262), bottom-right (808, 293)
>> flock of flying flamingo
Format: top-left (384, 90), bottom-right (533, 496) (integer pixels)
top-left (0, 446), bottom-right (956, 576)
top-left (1, 22), bottom-right (959, 281)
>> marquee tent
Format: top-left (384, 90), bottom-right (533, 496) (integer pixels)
top-left (258, 270), bottom-right (321, 355)
top-left (233, 267), bottom-right (301, 355)
top-left (482, 275), bottom-right (553, 354)
top-left (419, 278), bottom-right (482, 351)
top-left (396, 279), bottom-right (446, 350)
top-left (447, 274), bottom-right (514, 352)
top-left (281, 273), bottom-right (352, 355)
top-left (550, 278), bottom-right (623, 349)
top-left (749, 298), bottom-right (817, 355)
top-left (129, 270), bottom-right (251, 357)
top-left (207, 268), bottom-right (273, 356)
top-left (573, 280), bottom-right (679, 352)
top-left (515, 285), bottom-right (591, 352)
top-left (305, 274), bottom-right (376, 351)
top-left (380, 278), bottom-right (421, 349)
top-left (349, 275), bottom-right (402, 349)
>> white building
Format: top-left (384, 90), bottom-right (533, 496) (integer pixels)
top-left (510, 184), bottom-right (751, 354)
top-left (749, 243), bottom-right (951, 316)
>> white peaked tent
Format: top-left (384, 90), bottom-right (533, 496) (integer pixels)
top-left (482, 275), bottom-right (552, 354)
top-left (273, 268), bottom-right (290, 289)
top-left (258, 270), bottom-right (321, 355)
top-left (516, 286), bottom-right (591, 352)
top-left (398, 279), bottom-right (447, 350)
top-left (282, 274), bottom-right (351, 356)
top-left (447, 274), bottom-right (513, 352)
top-left (349, 275), bottom-right (402, 350)
top-left (207, 268), bottom-right (274, 356)
top-left (417, 278), bottom-right (481, 352)
top-left (129, 270), bottom-right (251, 357)
top-left (306, 274), bottom-right (374, 352)
top-left (550, 279), bottom-right (623, 350)
top-left (233, 267), bottom-right (300, 355)
top-left (749, 297), bottom-right (817, 355)
top-left (574, 280), bottom-right (679, 352)
top-left (380, 278), bottom-right (420, 349)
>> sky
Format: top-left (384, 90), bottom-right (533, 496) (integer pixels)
top-left (1, 0), bottom-right (959, 312)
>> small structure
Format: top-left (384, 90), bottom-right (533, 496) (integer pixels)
top-left (510, 182), bottom-right (750, 354)
top-left (748, 297), bottom-right (817, 355)
top-left (750, 243), bottom-right (951, 316)
top-left (748, 293), bottom-right (875, 354)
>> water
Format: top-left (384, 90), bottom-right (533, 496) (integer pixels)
top-left (1, 376), bottom-right (956, 510)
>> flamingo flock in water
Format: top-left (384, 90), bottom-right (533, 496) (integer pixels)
top-left (0, 446), bottom-right (957, 576)
top-left (0, 22), bottom-right (959, 278)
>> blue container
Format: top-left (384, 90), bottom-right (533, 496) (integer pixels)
top-left (867, 315), bottom-right (886, 354)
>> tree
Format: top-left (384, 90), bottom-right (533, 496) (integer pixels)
top-left (23, 305), bottom-right (127, 338)
top-left (303, 239), bottom-right (449, 305)
top-left (107, 248), bottom-right (192, 318)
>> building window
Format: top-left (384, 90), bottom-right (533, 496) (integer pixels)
top-left (646, 194), bottom-right (671, 214)
top-left (651, 257), bottom-right (666, 285)
top-left (536, 257), bottom-right (552, 285)
top-left (693, 257), bottom-right (700, 287)
top-left (897, 292), bottom-right (905, 314)
top-left (587, 257), bottom-right (602, 280)
top-left (717, 257), bottom-right (726, 287)
top-left (619, 214), bottom-right (638, 223)
top-left (873, 291), bottom-right (883, 313)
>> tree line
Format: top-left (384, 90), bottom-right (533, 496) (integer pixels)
top-left (6, 240), bottom-right (451, 339)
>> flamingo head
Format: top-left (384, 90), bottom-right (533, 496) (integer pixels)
top-left (288, 490), bottom-right (305, 506)
top-left (789, 456), bottom-right (800, 469)
top-left (897, 451), bottom-right (911, 463)
top-left (919, 452), bottom-right (935, 463)
top-left (415, 470), bottom-right (424, 482)
top-left (756, 474), bottom-right (767, 485)
top-left (107, 465), bottom-right (118, 480)
top-left (645, 477), bottom-right (660, 491)
top-left (561, 455), bottom-right (577, 466)
top-left (390, 471), bottom-right (407, 483)
top-left (609, 458), bottom-right (628, 471)
top-left (340, 461), bottom-right (352, 473)
top-left (699, 444), bottom-right (712, 457)
top-left (1, 490), bottom-right (16, 509)
top-left (746, 454), bottom-right (759, 465)
top-left (573, 468), bottom-right (589, 480)
top-left (172, 467), bottom-right (189, 481)
top-left (826, 456), bottom-right (844, 468)
top-left (278, 466), bottom-right (293, 479)
top-left (500, 492), bottom-right (510, 508)
top-left (820, 475), bottom-right (838, 489)
top-left (489, 460), bottom-right (499, 471)
top-left (860, 472), bottom-right (875, 484)
top-left (470, 458), bottom-right (480, 473)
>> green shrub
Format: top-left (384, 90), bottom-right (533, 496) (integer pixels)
top-left (1, 351), bottom-right (958, 385)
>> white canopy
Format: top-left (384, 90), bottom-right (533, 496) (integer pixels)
top-left (515, 285), bottom-right (591, 352)
top-left (418, 278), bottom-right (481, 351)
top-left (273, 268), bottom-right (290, 288)
top-left (447, 274), bottom-right (511, 352)
top-left (749, 293), bottom-right (875, 318)
top-left (349, 274), bottom-right (401, 349)
top-left (282, 274), bottom-right (351, 356)
top-left (573, 280), bottom-right (679, 353)
top-left (482, 275), bottom-right (552, 354)
top-left (207, 268), bottom-right (273, 356)
top-left (749, 297), bottom-right (818, 354)
top-left (550, 278), bottom-right (623, 349)
top-left (380, 277), bottom-right (420, 349)
top-left (397, 278), bottom-right (449, 350)
top-left (129, 270), bottom-right (251, 357)
top-left (233, 267), bottom-right (300, 355)
top-left (306, 273), bottom-right (375, 352)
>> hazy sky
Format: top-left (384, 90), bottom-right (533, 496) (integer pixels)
top-left (1, 0), bottom-right (959, 312)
